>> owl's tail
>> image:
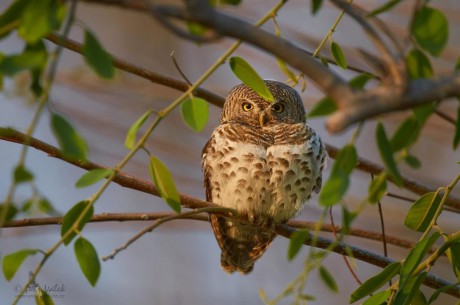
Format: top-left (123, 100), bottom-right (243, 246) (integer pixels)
top-left (210, 215), bottom-right (277, 274)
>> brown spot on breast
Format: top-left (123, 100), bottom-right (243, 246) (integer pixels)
top-left (287, 170), bottom-right (295, 177)
top-left (247, 186), bottom-right (253, 193)
top-left (238, 167), bottom-right (249, 173)
top-left (295, 179), bottom-right (302, 186)
top-left (254, 163), bottom-right (263, 170)
top-left (223, 162), bottom-right (231, 168)
top-left (268, 161), bottom-right (277, 167)
top-left (217, 164), bottom-right (224, 170)
top-left (277, 158), bottom-right (289, 168)
top-left (221, 173), bottom-right (229, 179)
top-left (285, 185), bottom-right (291, 192)
top-left (230, 157), bottom-right (238, 163)
top-left (230, 172), bottom-right (236, 178)
top-left (248, 196), bottom-right (254, 202)
top-left (275, 169), bottom-right (283, 176)
top-left (299, 187), bottom-right (306, 192)
top-left (302, 177), bottom-right (310, 183)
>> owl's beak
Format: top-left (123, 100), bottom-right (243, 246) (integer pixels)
top-left (259, 112), bottom-right (268, 128)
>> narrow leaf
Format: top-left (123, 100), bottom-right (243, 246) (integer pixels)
top-left (376, 122), bottom-right (403, 186)
top-left (307, 97), bottom-right (337, 118)
top-left (406, 49), bottom-right (433, 79)
top-left (0, 49), bottom-right (47, 76)
top-left (18, 0), bottom-right (53, 43)
top-left (394, 272), bottom-right (427, 305)
top-left (149, 156), bottom-right (181, 213)
top-left (368, 172), bottom-right (387, 204)
top-left (0, 0), bottom-right (28, 39)
top-left (453, 104), bottom-right (460, 150)
top-left (312, 0), bottom-right (323, 14)
top-left (74, 237), bottom-right (101, 286)
top-left (229, 56), bottom-right (274, 101)
top-left (446, 242), bottom-right (460, 280)
top-left (362, 289), bottom-right (391, 305)
top-left (181, 97), bottom-right (209, 132)
top-left (2, 249), bottom-right (38, 281)
top-left (349, 73), bottom-right (373, 89)
top-left (330, 42), bottom-right (347, 69)
top-left (287, 229), bottom-right (309, 260)
top-left (369, 0), bottom-right (403, 16)
top-left (75, 168), bottom-right (114, 188)
top-left (428, 282), bottom-right (460, 304)
top-left (125, 110), bottom-right (153, 149)
top-left (51, 113), bottom-right (88, 160)
top-left (404, 192), bottom-right (442, 232)
top-left (411, 6), bottom-right (449, 56)
top-left (390, 116), bottom-right (420, 152)
top-left (319, 266), bottom-right (339, 293)
top-left (350, 261), bottom-right (401, 303)
top-left (35, 286), bottom-right (54, 305)
top-left (276, 57), bottom-right (297, 84)
top-left (14, 165), bottom-right (34, 183)
top-left (61, 201), bottom-right (94, 245)
top-left (83, 30), bottom-right (115, 79)
top-left (405, 154), bottom-right (422, 169)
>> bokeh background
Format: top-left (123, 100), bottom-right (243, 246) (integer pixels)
top-left (1, 0), bottom-right (459, 304)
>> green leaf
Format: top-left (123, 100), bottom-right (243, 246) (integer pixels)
top-left (406, 49), bottom-right (433, 79)
top-left (349, 73), bottom-right (373, 89)
top-left (453, 104), bottom-right (460, 150)
top-left (75, 168), bottom-right (114, 188)
top-left (446, 242), bottom-right (460, 280)
top-left (428, 282), bottom-right (460, 305)
top-left (411, 6), bottom-right (448, 56)
top-left (276, 57), bottom-right (297, 84)
top-left (125, 110), bottom-right (153, 149)
top-left (51, 113), bottom-right (88, 160)
top-left (376, 122), bottom-right (403, 186)
top-left (181, 97), bottom-right (209, 132)
top-left (0, 49), bottom-right (47, 76)
top-left (390, 116), bottom-right (420, 152)
top-left (319, 144), bottom-right (357, 206)
top-left (0, 0), bottom-right (28, 39)
top-left (18, 0), bottom-right (62, 44)
top-left (369, 0), bottom-right (403, 16)
top-left (2, 248), bottom-right (38, 281)
top-left (0, 203), bottom-right (18, 221)
top-left (330, 42), bottom-right (347, 69)
top-left (319, 266), bottom-right (338, 293)
top-left (350, 261), bottom-right (401, 303)
top-left (362, 289), bottom-right (391, 305)
top-left (14, 165), bottom-right (34, 183)
top-left (320, 55), bottom-right (329, 67)
top-left (404, 192), bottom-right (442, 232)
top-left (186, 22), bottom-right (207, 36)
top-left (37, 197), bottom-right (58, 215)
top-left (411, 290), bottom-right (427, 305)
top-left (61, 201), bottom-right (94, 245)
top-left (83, 30), bottom-right (115, 79)
top-left (405, 154), bottom-right (421, 169)
top-left (394, 272), bottom-right (427, 305)
top-left (35, 286), bottom-right (54, 305)
top-left (399, 232), bottom-right (440, 290)
top-left (368, 172), bottom-right (387, 204)
top-left (312, 0), bottom-right (323, 14)
top-left (287, 229), bottom-right (309, 260)
top-left (149, 156), bottom-right (181, 213)
top-left (74, 237), bottom-right (101, 286)
top-left (341, 206), bottom-right (357, 235)
top-left (307, 97), bottom-right (337, 118)
top-left (229, 56), bottom-right (274, 102)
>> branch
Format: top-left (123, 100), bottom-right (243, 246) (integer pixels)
top-left (3, 213), bottom-right (458, 297)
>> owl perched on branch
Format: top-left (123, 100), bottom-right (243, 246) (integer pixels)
top-left (202, 80), bottom-right (327, 274)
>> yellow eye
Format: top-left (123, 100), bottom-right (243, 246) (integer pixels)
top-left (272, 103), bottom-right (285, 113)
top-left (242, 102), bottom-right (254, 112)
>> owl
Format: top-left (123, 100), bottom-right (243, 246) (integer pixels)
top-left (202, 80), bottom-right (327, 274)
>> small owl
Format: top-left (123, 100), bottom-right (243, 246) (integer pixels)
top-left (202, 80), bottom-right (327, 274)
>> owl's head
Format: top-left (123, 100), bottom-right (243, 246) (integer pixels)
top-left (221, 80), bottom-right (306, 128)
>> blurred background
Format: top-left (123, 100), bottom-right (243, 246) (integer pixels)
top-left (1, 0), bottom-right (459, 304)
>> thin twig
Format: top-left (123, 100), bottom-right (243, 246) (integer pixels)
top-left (102, 207), bottom-right (234, 261)
top-left (329, 207), bottom-right (362, 285)
top-left (170, 51), bottom-right (193, 86)
top-left (435, 110), bottom-right (457, 125)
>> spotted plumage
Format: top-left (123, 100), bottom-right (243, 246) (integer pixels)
top-left (202, 80), bottom-right (327, 274)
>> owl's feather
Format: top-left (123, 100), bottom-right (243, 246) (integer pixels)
top-left (202, 81), bottom-right (327, 274)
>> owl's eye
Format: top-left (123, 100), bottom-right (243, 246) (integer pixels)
top-left (242, 102), bottom-right (254, 112)
top-left (272, 102), bottom-right (285, 113)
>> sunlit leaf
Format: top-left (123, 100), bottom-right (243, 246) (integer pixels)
top-left (362, 289), bottom-right (391, 305)
top-left (404, 192), bottom-right (442, 232)
top-left (287, 229), bottom-right (309, 260)
top-left (14, 165), bottom-right (34, 184)
top-left (368, 172), bottom-right (387, 204)
top-left (350, 262), bottom-right (401, 303)
top-left (330, 42), bottom-right (347, 69)
top-left (376, 122), bottom-right (403, 186)
top-left (411, 6), bottom-right (448, 56)
top-left (229, 56), bottom-right (274, 102)
top-left (0, 0), bottom-right (28, 39)
top-left (2, 248), bottom-right (38, 281)
top-left (75, 168), bottom-right (114, 188)
top-left (394, 272), bottom-right (427, 305)
top-left (125, 110), bottom-right (153, 149)
top-left (74, 237), bottom-right (100, 286)
top-left (149, 156), bottom-right (181, 213)
top-left (51, 113), bottom-right (88, 160)
top-left (83, 30), bottom-right (115, 79)
top-left (35, 286), bottom-right (54, 305)
top-left (319, 266), bottom-right (338, 292)
top-left (181, 97), bottom-right (209, 132)
top-left (276, 57), bottom-right (297, 84)
top-left (61, 201), bottom-right (94, 245)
